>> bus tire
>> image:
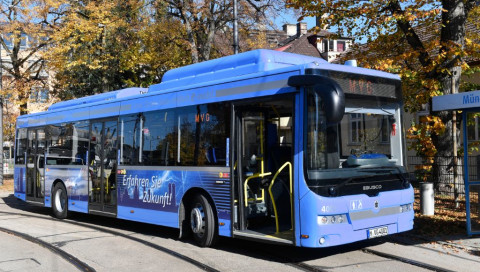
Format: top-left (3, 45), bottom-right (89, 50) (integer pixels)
top-left (190, 194), bottom-right (217, 247)
top-left (52, 183), bottom-right (68, 219)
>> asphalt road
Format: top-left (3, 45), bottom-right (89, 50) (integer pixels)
top-left (1, 191), bottom-right (479, 272)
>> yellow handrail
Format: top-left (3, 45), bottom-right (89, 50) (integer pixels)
top-left (268, 161), bottom-right (293, 233)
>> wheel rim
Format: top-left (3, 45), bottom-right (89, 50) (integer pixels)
top-left (190, 203), bottom-right (205, 237)
top-left (55, 188), bottom-right (66, 213)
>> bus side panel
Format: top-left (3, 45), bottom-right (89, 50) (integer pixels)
top-left (116, 168), bottom-right (231, 236)
top-left (14, 166), bottom-right (26, 200)
top-left (44, 166), bottom-right (89, 212)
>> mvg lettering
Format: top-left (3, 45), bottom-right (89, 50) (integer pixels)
top-left (348, 79), bottom-right (373, 95)
top-left (195, 113), bottom-right (210, 123)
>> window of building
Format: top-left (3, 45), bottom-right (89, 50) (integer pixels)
top-left (20, 33), bottom-right (28, 48)
top-left (349, 113), bottom-right (362, 144)
top-left (467, 113), bottom-right (480, 141)
top-left (3, 33), bottom-right (13, 49)
top-left (31, 87), bottom-right (49, 103)
top-left (337, 41), bottom-right (346, 52)
top-left (380, 115), bottom-right (391, 143)
top-left (329, 40), bottom-right (334, 51)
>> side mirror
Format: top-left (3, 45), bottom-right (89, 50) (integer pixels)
top-left (288, 75), bottom-right (345, 123)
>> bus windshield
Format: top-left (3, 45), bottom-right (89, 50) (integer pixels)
top-left (306, 89), bottom-right (406, 196)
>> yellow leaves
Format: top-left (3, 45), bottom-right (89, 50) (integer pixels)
top-left (407, 114), bottom-right (445, 171)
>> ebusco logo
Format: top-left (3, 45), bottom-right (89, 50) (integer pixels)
top-left (363, 185), bottom-right (382, 191)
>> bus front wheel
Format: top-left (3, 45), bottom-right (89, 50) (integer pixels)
top-left (190, 194), bottom-right (217, 247)
top-left (52, 183), bottom-right (68, 219)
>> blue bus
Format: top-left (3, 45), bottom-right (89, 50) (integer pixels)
top-left (14, 49), bottom-right (413, 247)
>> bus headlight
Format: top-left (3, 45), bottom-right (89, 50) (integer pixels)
top-left (400, 203), bottom-right (413, 213)
top-left (318, 214), bottom-right (348, 225)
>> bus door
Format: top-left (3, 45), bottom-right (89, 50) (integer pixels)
top-left (233, 99), bottom-right (294, 244)
top-left (89, 119), bottom-right (118, 215)
top-left (26, 128), bottom-right (45, 203)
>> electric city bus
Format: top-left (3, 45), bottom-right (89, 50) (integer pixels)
top-left (14, 49), bottom-right (413, 247)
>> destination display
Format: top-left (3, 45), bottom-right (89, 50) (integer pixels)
top-left (329, 71), bottom-right (400, 99)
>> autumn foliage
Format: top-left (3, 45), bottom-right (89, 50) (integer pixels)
top-left (288, 0), bottom-right (480, 184)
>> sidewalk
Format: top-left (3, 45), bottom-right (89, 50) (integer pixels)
top-left (406, 233), bottom-right (480, 255)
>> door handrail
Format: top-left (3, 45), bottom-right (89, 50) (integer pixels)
top-left (268, 161), bottom-right (293, 233)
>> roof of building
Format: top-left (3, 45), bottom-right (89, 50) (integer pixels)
top-left (275, 28), bottom-right (352, 59)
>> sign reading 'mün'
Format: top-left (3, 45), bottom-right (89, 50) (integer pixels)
top-left (432, 90), bottom-right (480, 111)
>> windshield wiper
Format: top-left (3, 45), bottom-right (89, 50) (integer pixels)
top-left (329, 174), bottom-right (376, 195)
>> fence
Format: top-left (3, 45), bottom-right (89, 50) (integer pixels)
top-left (406, 156), bottom-right (480, 198)
top-left (3, 158), bottom-right (13, 175)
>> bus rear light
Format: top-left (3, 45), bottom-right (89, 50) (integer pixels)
top-left (318, 214), bottom-right (347, 225)
top-left (319, 237), bottom-right (326, 244)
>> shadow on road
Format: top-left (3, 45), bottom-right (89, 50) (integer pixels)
top-left (1, 193), bottom-right (397, 264)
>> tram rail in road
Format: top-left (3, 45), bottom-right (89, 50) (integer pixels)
top-left (1, 194), bottom-right (479, 272)
top-left (0, 210), bottom-right (220, 272)
top-left (0, 226), bottom-right (95, 272)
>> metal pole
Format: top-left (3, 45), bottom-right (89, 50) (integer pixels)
top-left (233, 0), bottom-right (239, 54)
top-left (0, 49), bottom-right (4, 185)
top-left (452, 74), bottom-right (459, 208)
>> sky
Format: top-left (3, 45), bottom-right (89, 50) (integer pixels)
top-left (274, 9), bottom-right (317, 30)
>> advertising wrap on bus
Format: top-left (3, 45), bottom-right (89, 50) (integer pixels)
top-left (115, 168), bottom-right (231, 233)
top-left (14, 49), bottom-right (413, 248)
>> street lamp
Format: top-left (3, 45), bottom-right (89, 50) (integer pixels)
top-left (233, 0), bottom-right (260, 54)
top-left (233, 0), bottom-right (238, 54)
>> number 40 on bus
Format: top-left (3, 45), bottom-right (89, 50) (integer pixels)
top-left (14, 49), bottom-right (413, 247)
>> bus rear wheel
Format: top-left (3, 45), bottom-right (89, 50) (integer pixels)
top-left (190, 194), bottom-right (217, 247)
top-left (52, 183), bottom-right (68, 219)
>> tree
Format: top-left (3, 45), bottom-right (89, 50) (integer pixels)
top-left (46, 0), bottom-right (191, 100)
top-left (48, 0), bottom-right (288, 99)
top-left (288, 0), bottom-right (480, 187)
top-left (48, 0), bottom-right (135, 98)
top-left (0, 0), bottom-right (65, 115)
top-left (165, 0), bottom-right (288, 62)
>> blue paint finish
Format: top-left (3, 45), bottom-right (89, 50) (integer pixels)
top-left (14, 49), bottom-right (411, 246)
top-left (119, 92), bottom-right (177, 115)
top-left (44, 167), bottom-right (89, 201)
top-left (298, 189), bottom-right (414, 247)
top-left (15, 193), bottom-right (26, 201)
top-left (44, 196), bottom-right (51, 207)
top-left (464, 111), bottom-right (473, 236)
top-left (49, 88), bottom-right (147, 112)
top-left (218, 220), bottom-right (232, 237)
top-left (69, 200), bottom-right (88, 213)
top-left (14, 167), bottom-right (26, 196)
top-left (89, 102), bottom-right (121, 120)
top-left (117, 206), bottom-right (178, 228)
top-left (155, 49), bottom-right (324, 91)
top-left (217, 210), bottom-right (232, 237)
top-left (293, 91), bottom-right (304, 246)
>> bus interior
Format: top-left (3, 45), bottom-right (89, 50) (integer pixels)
top-left (233, 95), bottom-right (295, 243)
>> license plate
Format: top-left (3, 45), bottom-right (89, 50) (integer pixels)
top-left (368, 226), bottom-right (388, 238)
